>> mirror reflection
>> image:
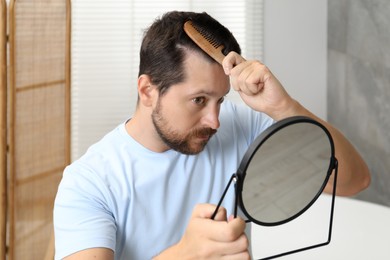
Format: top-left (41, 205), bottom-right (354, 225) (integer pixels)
top-left (240, 120), bottom-right (333, 225)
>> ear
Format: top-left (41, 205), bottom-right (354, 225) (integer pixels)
top-left (138, 74), bottom-right (157, 107)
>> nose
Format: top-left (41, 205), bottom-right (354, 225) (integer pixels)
top-left (202, 105), bottom-right (220, 130)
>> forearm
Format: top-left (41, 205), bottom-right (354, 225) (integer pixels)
top-left (278, 99), bottom-right (371, 196)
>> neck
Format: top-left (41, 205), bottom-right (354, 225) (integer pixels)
top-left (125, 108), bottom-right (169, 153)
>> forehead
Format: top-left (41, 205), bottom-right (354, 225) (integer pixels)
top-left (173, 50), bottom-right (230, 97)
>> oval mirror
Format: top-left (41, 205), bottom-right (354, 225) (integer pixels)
top-left (212, 116), bottom-right (338, 259)
top-left (237, 116), bottom-right (335, 226)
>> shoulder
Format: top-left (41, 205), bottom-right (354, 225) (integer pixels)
top-left (58, 122), bottom-right (135, 201)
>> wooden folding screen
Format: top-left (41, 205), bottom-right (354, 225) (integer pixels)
top-left (6, 0), bottom-right (71, 259)
top-left (0, 0), bottom-right (7, 258)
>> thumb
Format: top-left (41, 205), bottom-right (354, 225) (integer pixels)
top-left (213, 206), bottom-right (228, 222)
top-left (222, 51), bottom-right (246, 74)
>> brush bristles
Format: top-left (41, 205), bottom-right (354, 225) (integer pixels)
top-left (190, 23), bottom-right (222, 49)
top-left (183, 20), bottom-right (225, 64)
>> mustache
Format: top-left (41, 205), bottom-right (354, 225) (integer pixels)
top-left (192, 128), bottom-right (217, 137)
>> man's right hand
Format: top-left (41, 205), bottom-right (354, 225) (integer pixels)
top-left (154, 204), bottom-right (250, 259)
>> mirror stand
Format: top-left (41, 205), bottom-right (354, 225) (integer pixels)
top-left (211, 157), bottom-right (338, 259)
top-left (211, 174), bottom-right (238, 220)
top-left (259, 158), bottom-right (338, 260)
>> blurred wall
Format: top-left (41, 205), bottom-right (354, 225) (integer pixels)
top-left (263, 0), bottom-right (327, 120)
top-left (328, 0), bottom-right (390, 206)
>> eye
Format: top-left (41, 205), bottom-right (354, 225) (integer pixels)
top-left (192, 96), bottom-right (206, 105)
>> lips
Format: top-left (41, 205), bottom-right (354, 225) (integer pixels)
top-left (196, 134), bottom-right (211, 141)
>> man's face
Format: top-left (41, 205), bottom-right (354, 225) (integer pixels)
top-left (151, 51), bottom-right (230, 155)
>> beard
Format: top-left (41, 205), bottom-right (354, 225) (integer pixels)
top-left (151, 100), bottom-right (217, 155)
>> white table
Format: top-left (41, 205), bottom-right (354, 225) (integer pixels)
top-left (250, 194), bottom-right (390, 259)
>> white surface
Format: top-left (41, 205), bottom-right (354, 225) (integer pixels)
top-left (250, 195), bottom-right (390, 259)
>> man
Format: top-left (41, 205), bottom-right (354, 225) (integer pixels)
top-left (54, 11), bottom-right (370, 259)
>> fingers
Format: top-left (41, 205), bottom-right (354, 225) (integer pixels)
top-left (214, 233), bottom-right (249, 257)
top-left (221, 51), bottom-right (292, 116)
top-left (222, 51), bottom-right (272, 96)
top-left (222, 51), bottom-right (246, 75)
top-left (193, 234), bottom-right (249, 260)
top-left (192, 204), bottom-right (227, 221)
top-left (191, 204), bottom-right (246, 242)
top-left (232, 61), bottom-right (272, 96)
top-left (178, 204), bottom-right (249, 259)
top-left (194, 221), bottom-right (249, 258)
top-left (208, 218), bottom-right (246, 243)
top-left (234, 63), bottom-right (263, 95)
top-left (222, 251), bottom-right (251, 260)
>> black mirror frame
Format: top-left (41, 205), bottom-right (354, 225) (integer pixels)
top-left (236, 116), bottom-right (336, 226)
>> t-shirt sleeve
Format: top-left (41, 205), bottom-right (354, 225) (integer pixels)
top-left (53, 165), bottom-right (117, 260)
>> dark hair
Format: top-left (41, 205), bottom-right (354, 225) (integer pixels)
top-left (138, 11), bottom-right (241, 96)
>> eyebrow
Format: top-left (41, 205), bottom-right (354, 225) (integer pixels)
top-left (190, 88), bottom-right (230, 97)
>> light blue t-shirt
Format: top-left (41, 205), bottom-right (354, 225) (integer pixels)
top-left (54, 100), bottom-right (273, 259)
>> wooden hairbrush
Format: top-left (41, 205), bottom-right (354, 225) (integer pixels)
top-left (183, 20), bottom-right (225, 65)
